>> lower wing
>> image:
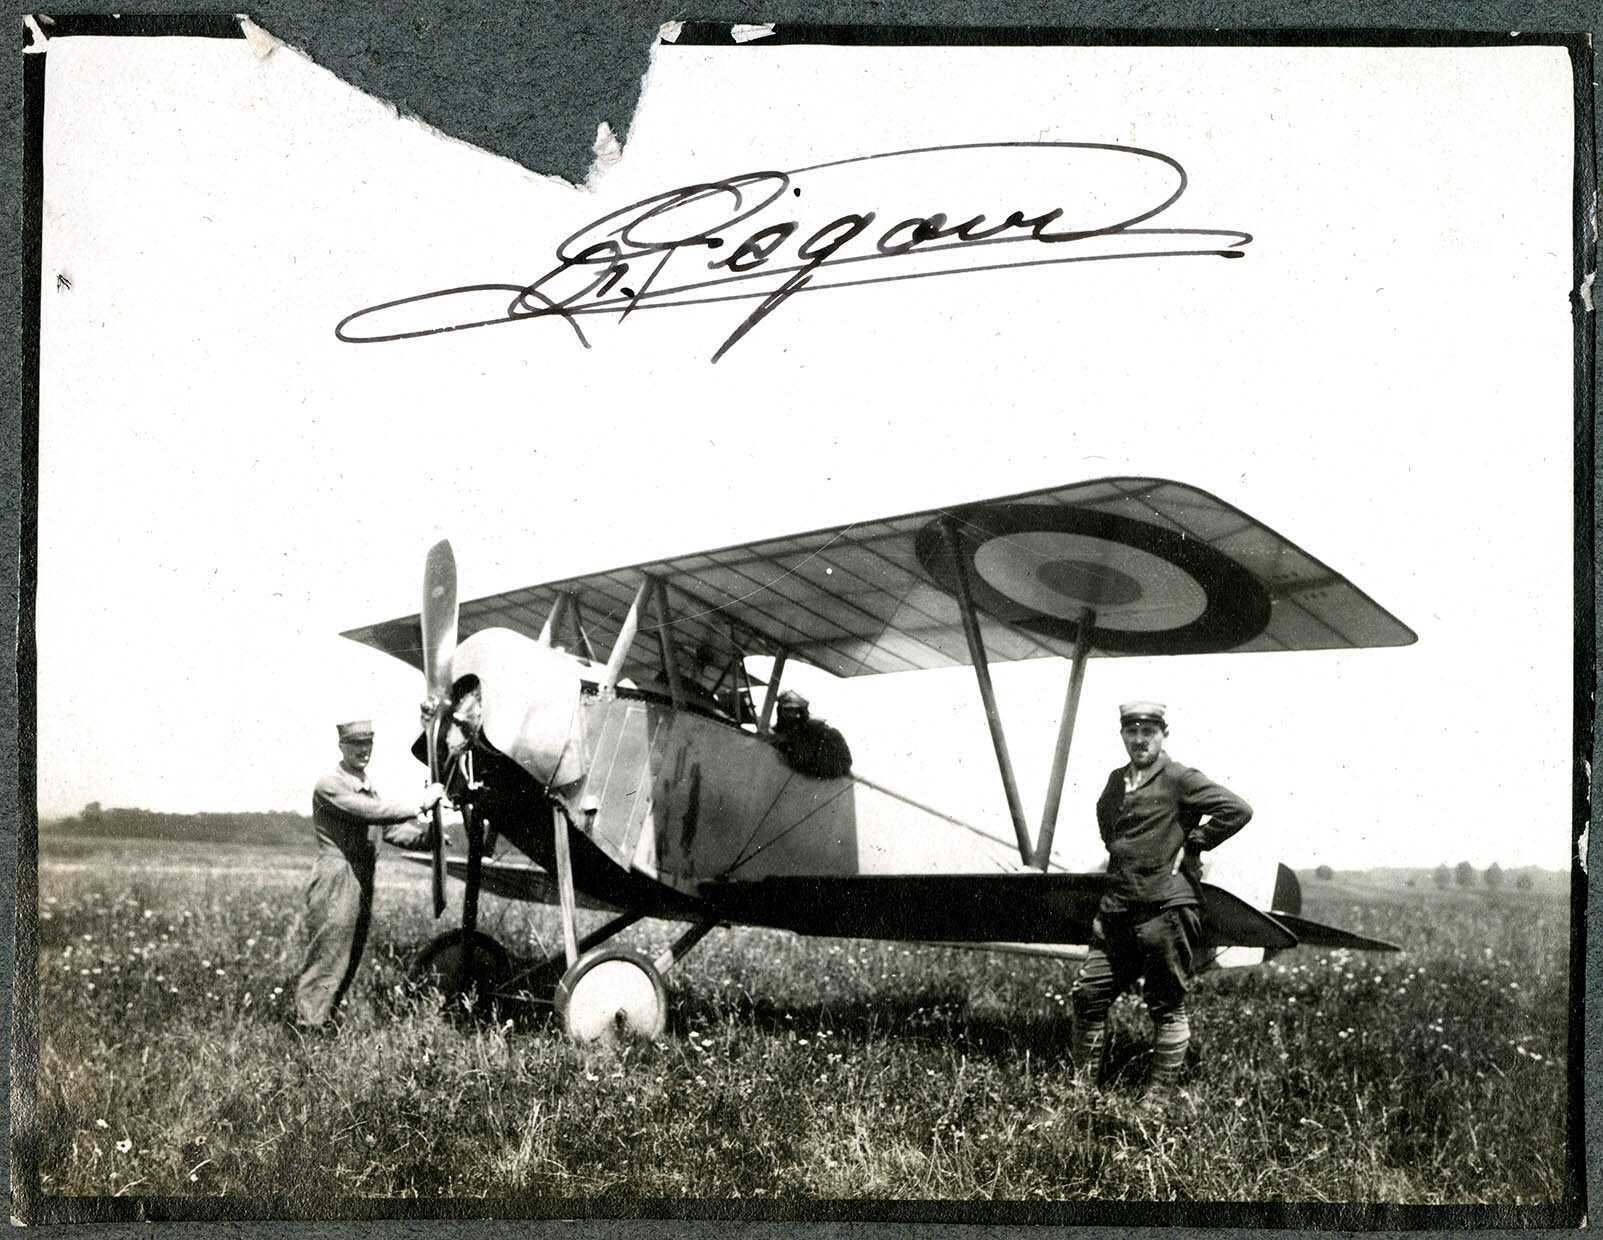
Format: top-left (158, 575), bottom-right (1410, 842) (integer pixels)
top-left (701, 873), bottom-right (1297, 950)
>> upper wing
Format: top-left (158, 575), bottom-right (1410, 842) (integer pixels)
top-left (343, 476), bottom-right (1415, 691)
top-left (702, 873), bottom-right (1299, 950)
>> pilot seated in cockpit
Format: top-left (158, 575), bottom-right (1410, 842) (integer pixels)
top-left (770, 689), bottom-right (853, 779)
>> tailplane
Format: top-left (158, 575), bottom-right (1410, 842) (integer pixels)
top-left (1265, 863), bottom-right (1402, 953)
top-left (1205, 861), bottom-right (1402, 966)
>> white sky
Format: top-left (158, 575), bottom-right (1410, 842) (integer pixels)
top-left (35, 33), bottom-right (1575, 870)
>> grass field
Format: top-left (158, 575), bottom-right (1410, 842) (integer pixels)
top-left (25, 832), bottom-right (1574, 1209)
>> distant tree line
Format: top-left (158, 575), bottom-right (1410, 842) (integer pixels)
top-left (1433, 860), bottom-right (1533, 892)
top-left (53, 803), bottom-right (311, 848)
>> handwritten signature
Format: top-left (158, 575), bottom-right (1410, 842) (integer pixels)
top-left (335, 142), bottom-right (1251, 363)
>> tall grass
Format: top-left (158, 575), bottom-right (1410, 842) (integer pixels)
top-left (29, 839), bottom-right (1570, 1204)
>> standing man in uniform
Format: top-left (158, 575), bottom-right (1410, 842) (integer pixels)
top-left (1070, 701), bottom-right (1252, 1096)
top-left (294, 719), bottom-right (445, 1032)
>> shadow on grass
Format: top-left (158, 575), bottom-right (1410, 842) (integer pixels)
top-left (667, 986), bottom-right (1092, 1062)
top-left (371, 936), bottom-right (1184, 1093)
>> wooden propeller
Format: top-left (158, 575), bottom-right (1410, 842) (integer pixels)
top-left (420, 539), bottom-right (458, 918)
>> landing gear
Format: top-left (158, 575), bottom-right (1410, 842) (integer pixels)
top-left (416, 798), bottom-right (723, 1038)
top-left (415, 764), bottom-right (501, 1008)
top-left (411, 928), bottom-right (511, 1005)
top-left (554, 946), bottom-right (667, 1044)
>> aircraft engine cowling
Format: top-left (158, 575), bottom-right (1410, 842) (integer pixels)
top-left (450, 627), bottom-right (586, 788)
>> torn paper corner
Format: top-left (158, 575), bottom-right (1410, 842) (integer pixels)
top-left (238, 15), bottom-right (283, 60)
top-left (732, 23), bottom-right (776, 43)
top-left (22, 14), bottom-right (50, 52)
top-left (581, 22), bottom-right (681, 191)
top-left (232, 16), bottom-right (598, 192)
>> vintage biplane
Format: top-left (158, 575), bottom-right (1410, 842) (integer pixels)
top-left (342, 476), bottom-right (1411, 1042)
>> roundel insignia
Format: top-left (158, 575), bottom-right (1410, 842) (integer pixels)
top-left (914, 505), bottom-right (1272, 655)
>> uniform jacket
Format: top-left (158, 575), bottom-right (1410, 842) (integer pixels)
top-left (312, 765), bottom-right (430, 857)
top-left (1095, 753), bottom-right (1252, 910)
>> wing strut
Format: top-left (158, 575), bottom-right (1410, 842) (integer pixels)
top-left (653, 578), bottom-right (686, 709)
top-left (1034, 607), bottom-right (1094, 871)
top-left (940, 518), bottom-right (1033, 866)
top-left (537, 592), bottom-right (569, 645)
top-left (602, 577), bottom-right (652, 690)
top-left (567, 595), bottom-right (599, 662)
top-left (757, 650), bottom-right (788, 734)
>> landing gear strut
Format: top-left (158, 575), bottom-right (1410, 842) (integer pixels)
top-left (414, 799), bottom-right (721, 1039)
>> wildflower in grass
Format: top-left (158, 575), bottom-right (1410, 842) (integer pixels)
top-left (116, 1140), bottom-right (132, 1154)
top-left (95, 1119), bottom-right (108, 1130)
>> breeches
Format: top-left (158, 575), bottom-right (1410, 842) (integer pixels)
top-left (295, 847), bottom-right (376, 1027)
top-left (1071, 904), bottom-right (1200, 1023)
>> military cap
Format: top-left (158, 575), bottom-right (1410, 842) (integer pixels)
top-left (776, 689), bottom-right (810, 711)
top-left (336, 719), bottom-right (375, 742)
top-left (1118, 700), bottom-right (1167, 727)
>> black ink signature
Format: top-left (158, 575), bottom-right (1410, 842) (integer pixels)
top-left (335, 142), bottom-right (1252, 363)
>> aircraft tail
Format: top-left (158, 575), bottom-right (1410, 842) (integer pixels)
top-left (1271, 861), bottom-right (1302, 916)
top-left (1262, 863), bottom-right (1402, 952)
top-left (1203, 860), bottom-right (1401, 966)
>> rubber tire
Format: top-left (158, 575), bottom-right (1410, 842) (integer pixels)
top-left (411, 929), bottom-right (511, 1005)
top-left (553, 946), bottom-right (667, 1044)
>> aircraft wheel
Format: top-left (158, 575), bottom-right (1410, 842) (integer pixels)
top-left (411, 929), bottom-right (511, 1006)
top-left (554, 946), bottom-right (667, 1044)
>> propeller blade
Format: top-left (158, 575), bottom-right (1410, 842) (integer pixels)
top-left (420, 539), bottom-right (458, 919)
top-left (421, 540), bottom-right (458, 704)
